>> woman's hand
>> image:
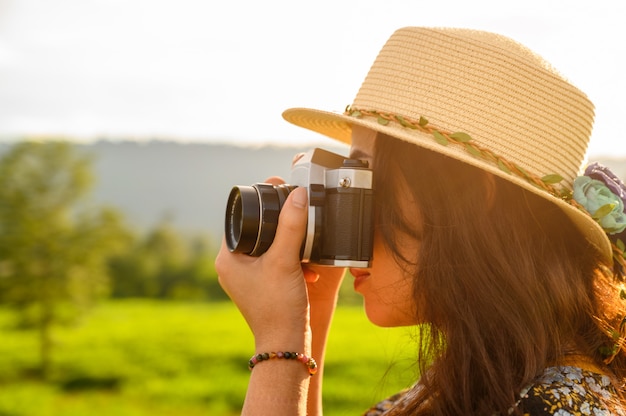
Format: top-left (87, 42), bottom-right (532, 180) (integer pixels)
top-left (216, 174), bottom-right (347, 416)
top-left (215, 177), bottom-right (311, 351)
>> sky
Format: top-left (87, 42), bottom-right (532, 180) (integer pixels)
top-left (0, 0), bottom-right (625, 158)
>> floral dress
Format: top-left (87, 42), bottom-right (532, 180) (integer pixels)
top-left (363, 366), bottom-right (625, 415)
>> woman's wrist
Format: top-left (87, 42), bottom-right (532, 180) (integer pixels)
top-left (254, 324), bottom-right (312, 355)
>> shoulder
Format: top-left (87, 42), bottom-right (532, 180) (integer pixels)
top-left (517, 366), bottom-right (625, 416)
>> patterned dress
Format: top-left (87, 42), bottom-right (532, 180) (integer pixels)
top-left (363, 366), bottom-right (625, 415)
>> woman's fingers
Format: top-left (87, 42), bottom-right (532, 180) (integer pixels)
top-left (303, 268), bottom-right (320, 283)
top-left (264, 176), bottom-right (285, 186)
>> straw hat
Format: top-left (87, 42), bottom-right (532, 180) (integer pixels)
top-left (283, 26), bottom-right (613, 262)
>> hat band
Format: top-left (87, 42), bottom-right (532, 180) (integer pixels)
top-left (344, 105), bottom-right (626, 277)
top-left (345, 106), bottom-right (571, 199)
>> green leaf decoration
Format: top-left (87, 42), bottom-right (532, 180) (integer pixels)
top-left (433, 131), bottom-right (448, 146)
top-left (450, 132), bottom-right (473, 143)
top-left (377, 116), bottom-right (389, 126)
top-left (560, 189), bottom-right (573, 200)
top-left (599, 344), bottom-right (618, 357)
top-left (541, 174), bottom-right (564, 185)
top-left (418, 116), bottom-right (429, 127)
top-left (592, 203), bottom-right (615, 220)
top-left (517, 166), bottom-right (529, 178)
top-left (465, 143), bottom-right (482, 158)
top-left (350, 110), bottom-right (362, 118)
top-left (617, 239), bottom-right (625, 252)
top-left (396, 115), bottom-right (416, 129)
top-left (497, 159), bottom-right (511, 174)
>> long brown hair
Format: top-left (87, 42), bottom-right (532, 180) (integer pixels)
top-left (373, 133), bottom-right (626, 415)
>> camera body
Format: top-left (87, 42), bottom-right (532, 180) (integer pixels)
top-left (225, 148), bottom-right (374, 267)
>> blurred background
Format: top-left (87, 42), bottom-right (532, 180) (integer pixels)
top-left (1, 0), bottom-right (625, 415)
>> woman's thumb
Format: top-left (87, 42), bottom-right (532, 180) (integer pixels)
top-left (267, 187), bottom-right (308, 261)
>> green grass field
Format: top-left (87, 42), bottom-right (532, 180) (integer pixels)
top-left (0, 300), bottom-right (418, 415)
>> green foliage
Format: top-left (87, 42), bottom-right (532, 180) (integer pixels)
top-left (0, 141), bottom-right (130, 308)
top-left (0, 301), bottom-right (416, 416)
top-left (108, 224), bottom-right (225, 301)
top-left (0, 141), bottom-right (131, 376)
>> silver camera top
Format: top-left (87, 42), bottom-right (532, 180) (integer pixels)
top-left (290, 148), bottom-right (371, 189)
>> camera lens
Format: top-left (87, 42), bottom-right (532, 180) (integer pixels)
top-left (225, 183), bottom-right (295, 256)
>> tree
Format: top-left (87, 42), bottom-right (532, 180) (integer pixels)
top-left (108, 223), bottom-right (226, 300)
top-left (0, 141), bottom-right (130, 378)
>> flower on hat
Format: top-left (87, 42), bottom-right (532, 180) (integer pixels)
top-left (572, 163), bottom-right (626, 362)
top-left (585, 162), bottom-right (626, 208)
top-left (573, 165), bottom-right (626, 235)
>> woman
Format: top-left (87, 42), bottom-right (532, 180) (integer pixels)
top-left (216, 27), bottom-right (626, 415)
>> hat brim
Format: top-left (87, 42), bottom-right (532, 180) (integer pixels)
top-left (283, 106), bottom-right (613, 263)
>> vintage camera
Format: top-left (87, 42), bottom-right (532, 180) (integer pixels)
top-left (224, 148), bottom-right (374, 267)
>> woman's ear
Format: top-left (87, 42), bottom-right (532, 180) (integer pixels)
top-left (483, 172), bottom-right (496, 210)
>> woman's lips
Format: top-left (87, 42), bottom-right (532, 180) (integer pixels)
top-left (350, 268), bottom-right (370, 291)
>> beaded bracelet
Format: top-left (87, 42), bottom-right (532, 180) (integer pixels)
top-left (248, 351), bottom-right (318, 376)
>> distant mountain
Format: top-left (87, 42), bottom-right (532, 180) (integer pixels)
top-left (1, 141), bottom-right (625, 245)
